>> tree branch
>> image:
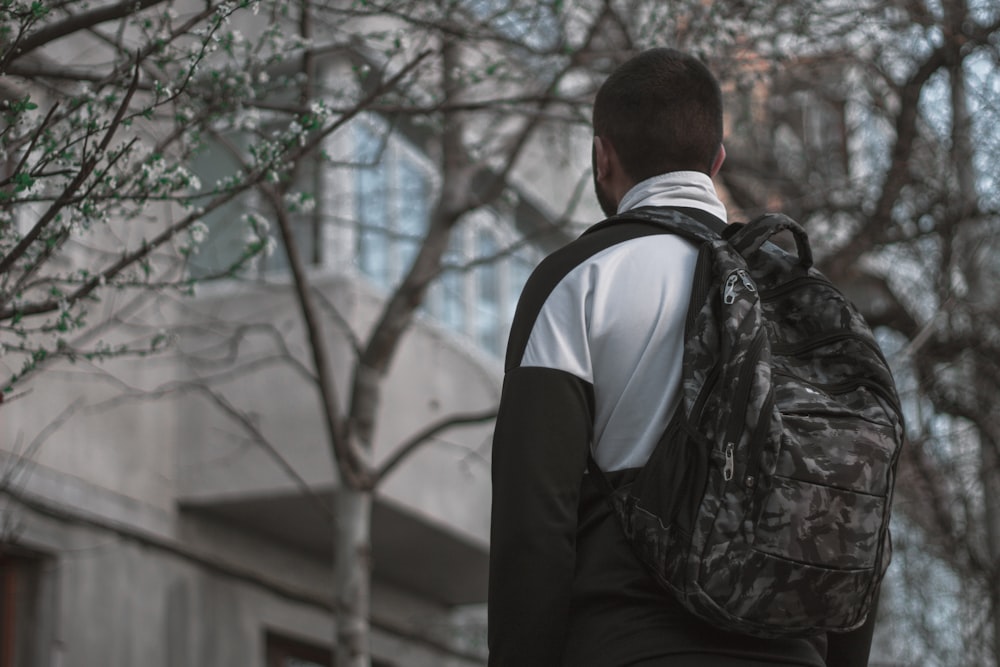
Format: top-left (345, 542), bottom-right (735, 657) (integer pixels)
top-left (0, 61), bottom-right (140, 280)
top-left (373, 408), bottom-right (497, 486)
top-left (193, 385), bottom-right (335, 522)
top-left (0, 49), bottom-right (434, 324)
top-left (1, 0), bottom-right (169, 68)
top-left (260, 179), bottom-right (369, 489)
top-left (823, 45), bottom-right (949, 284)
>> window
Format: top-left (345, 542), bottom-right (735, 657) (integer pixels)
top-left (474, 230), bottom-right (501, 355)
top-left (354, 122), bottom-right (432, 289)
top-left (0, 550), bottom-right (46, 667)
top-left (355, 124), bottom-right (391, 285)
top-left (187, 111), bottom-right (542, 361)
top-left (187, 119), bottom-right (324, 281)
top-left (396, 156), bottom-right (429, 271)
top-left (266, 633), bottom-right (331, 667)
top-left (264, 632), bottom-right (394, 667)
top-left (186, 135), bottom-right (260, 280)
top-left (436, 233), bottom-right (467, 332)
top-left (508, 252), bottom-right (534, 321)
top-left (427, 212), bottom-right (540, 359)
top-left (461, 0), bottom-right (561, 50)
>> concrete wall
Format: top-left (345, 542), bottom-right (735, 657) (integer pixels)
top-left (0, 259), bottom-right (498, 664)
top-left (2, 494), bottom-right (483, 667)
top-left (173, 269), bottom-right (498, 549)
top-left (0, 238), bottom-right (499, 667)
top-left (0, 6), bottom-right (593, 664)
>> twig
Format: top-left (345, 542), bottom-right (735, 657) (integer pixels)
top-left (1, 0), bottom-right (169, 67)
top-left (373, 408), bottom-right (497, 485)
top-left (258, 179), bottom-right (368, 489)
top-left (194, 386), bottom-right (334, 523)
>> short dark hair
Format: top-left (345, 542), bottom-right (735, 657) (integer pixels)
top-left (593, 48), bottom-right (723, 181)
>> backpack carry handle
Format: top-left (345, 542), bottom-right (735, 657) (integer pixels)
top-left (725, 214), bottom-right (813, 269)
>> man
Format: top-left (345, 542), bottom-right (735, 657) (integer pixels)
top-left (488, 49), bottom-right (877, 667)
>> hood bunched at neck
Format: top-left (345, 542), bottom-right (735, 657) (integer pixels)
top-left (617, 171), bottom-right (728, 224)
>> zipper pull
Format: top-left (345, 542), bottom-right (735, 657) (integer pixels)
top-left (738, 269), bottom-right (756, 292)
top-left (723, 442), bottom-right (735, 481)
top-left (723, 273), bottom-right (739, 304)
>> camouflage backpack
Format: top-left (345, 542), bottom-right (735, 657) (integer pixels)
top-left (587, 207), bottom-right (904, 638)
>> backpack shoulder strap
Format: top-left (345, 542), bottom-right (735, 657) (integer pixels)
top-left (586, 206), bottom-right (725, 245)
top-left (583, 205), bottom-right (725, 490)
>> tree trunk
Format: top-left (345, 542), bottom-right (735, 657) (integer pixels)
top-left (334, 485), bottom-right (374, 667)
top-left (979, 430), bottom-right (1000, 663)
top-left (975, 363), bottom-right (1000, 664)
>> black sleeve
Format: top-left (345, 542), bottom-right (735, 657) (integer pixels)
top-left (487, 365), bottom-right (594, 667)
top-left (824, 587), bottom-right (881, 667)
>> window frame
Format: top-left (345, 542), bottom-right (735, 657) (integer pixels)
top-left (429, 208), bottom-right (541, 359)
top-left (264, 631), bottom-right (395, 667)
top-left (352, 117), bottom-right (439, 290)
top-left (265, 632), bottom-right (332, 667)
top-left (0, 548), bottom-right (49, 667)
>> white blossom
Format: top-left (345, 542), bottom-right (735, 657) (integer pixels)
top-left (263, 235), bottom-right (277, 257)
top-left (284, 191), bottom-right (315, 214)
top-left (237, 107), bottom-right (261, 131)
top-left (189, 221), bottom-right (209, 245)
top-left (243, 212), bottom-right (270, 234)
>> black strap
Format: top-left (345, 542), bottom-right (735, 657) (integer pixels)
top-left (586, 452), bottom-right (615, 496)
top-left (585, 206), bottom-right (727, 242)
top-left (583, 206), bottom-right (725, 495)
top-left (669, 206), bottom-right (728, 235)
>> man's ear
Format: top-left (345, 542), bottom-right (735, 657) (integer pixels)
top-left (710, 143), bottom-right (726, 178)
top-left (593, 135), bottom-right (612, 183)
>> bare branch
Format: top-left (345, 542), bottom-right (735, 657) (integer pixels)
top-left (823, 45), bottom-right (949, 283)
top-left (1, 0), bottom-right (169, 68)
top-left (373, 408), bottom-right (497, 486)
top-left (309, 287), bottom-right (363, 357)
top-left (259, 179), bottom-right (369, 489)
top-left (1, 397), bottom-right (84, 493)
top-left (193, 385), bottom-right (334, 523)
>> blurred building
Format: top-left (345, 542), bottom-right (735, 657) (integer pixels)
top-left (0, 36), bottom-right (581, 667)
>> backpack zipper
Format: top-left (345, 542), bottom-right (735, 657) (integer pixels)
top-left (723, 268), bottom-right (757, 304)
top-left (761, 280), bottom-right (897, 377)
top-left (722, 330), bottom-right (766, 484)
top-left (771, 369), bottom-right (902, 418)
top-left (771, 332), bottom-right (901, 415)
top-left (723, 442), bottom-right (735, 481)
top-left (673, 248), bottom-right (719, 434)
top-left (690, 363), bottom-right (721, 426)
top-left (758, 275), bottom-right (828, 300)
top-left (742, 387), bottom-right (774, 490)
top-left (771, 330), bottom-right (886, 360)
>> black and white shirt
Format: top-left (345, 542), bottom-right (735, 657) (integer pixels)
top-left (520, 172), bottom-right (726, 472)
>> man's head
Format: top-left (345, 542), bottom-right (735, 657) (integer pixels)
top-left (592, 48), bottom-right (725, 216)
